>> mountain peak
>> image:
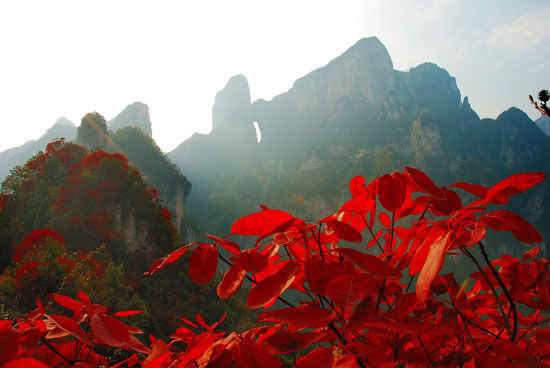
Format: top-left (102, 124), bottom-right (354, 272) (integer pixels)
top-left (109, 102), bottom-right (152, 136)
top-left (497, 107), bottom-right (530, 121)
top-left (54, 117), bottom-right (75, 126)
top-left (344, 36), bottom-right (393, 67)
top-left (212, 74), bottom-right (253, 138)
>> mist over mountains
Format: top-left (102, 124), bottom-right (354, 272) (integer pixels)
top-left (1, 36), bottom-right (548, 252)
top-left (167, 37), bottom-right (550, 247)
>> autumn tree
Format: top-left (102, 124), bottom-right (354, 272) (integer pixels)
top-left (76, 112), bottom-right (108, 149)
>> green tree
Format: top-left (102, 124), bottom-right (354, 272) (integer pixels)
top-left (77, 112), bottom-right (108, 149)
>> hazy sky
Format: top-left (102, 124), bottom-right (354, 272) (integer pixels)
top-left (0, 0), bottom-right (548, 153)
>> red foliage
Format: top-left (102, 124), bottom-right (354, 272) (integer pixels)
top-left (5, 169), bottom-right (550, 367)
top-left (160, 207), bottom-right (172, 222)
top-left (14, 229), bottom-right (66, 263)
top-left (143, 186), bottom-right (160, 201)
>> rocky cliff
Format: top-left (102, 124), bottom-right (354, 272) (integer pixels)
top-left (0, 118), bottom-right (77, 180)
top-left (168, 37), bottom-right (550, 250)
top-left (108, 101), bottom-right (152, 136)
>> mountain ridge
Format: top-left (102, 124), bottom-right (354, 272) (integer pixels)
top-left (167, 37), bottom-right (550, 250)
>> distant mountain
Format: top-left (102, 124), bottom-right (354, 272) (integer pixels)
top-left (107, 126), bottom-right (192, 236)
top-left (0, 104), bottom-right (192, 238)
top-left (168, 36), bottom-right (550, 252)
top-left (108, 101), bottom-right (152, 136)
top-left (0, 117), bottom-right (77, 180)
top-left (535, 114), bottom-right (550, 136)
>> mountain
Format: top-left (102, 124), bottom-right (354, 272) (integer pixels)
top-left (108, 101), bottom-right (152, 136)
top-left (0, 139), bottom-right (248, 338)
top-left (0, 117), bottom-right (77, 180)
top-left (168, 36), bottom-right (550, 251)
top-left (536, 114), bottom-right (550, 136)
top-left (107, 126), bottom-right (192, 236)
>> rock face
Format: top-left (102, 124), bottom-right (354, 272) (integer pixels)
top-left (535, 115), bottom-right (550, 136)
top-left (212, 74), bottom-right (253, 136)
top-left (108, 102), bottom-right (152, 136)
top-left (166, 37), bottom-right (549, 249)
top-left (0, 118), bottom-right (77, 180)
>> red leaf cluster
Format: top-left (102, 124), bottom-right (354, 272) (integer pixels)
top-left (6, 168), bottom-right (549, 367)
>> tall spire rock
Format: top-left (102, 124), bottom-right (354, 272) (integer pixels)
top-left (289, 36), bottom-right (394, 119)
top-left (109, 102), bottom-right (152, 136)
top-left (211, 74), bottom-right (255, 141)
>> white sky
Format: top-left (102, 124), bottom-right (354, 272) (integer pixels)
top-left (0, 0), bottom-right (549, 153)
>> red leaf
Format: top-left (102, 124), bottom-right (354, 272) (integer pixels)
top-left (90, 313), bottom-right (132, 348)
top-left (0, 329), bottom-right (18, 366)
top-left (450, 227), bottom-right (486, 249)
top-left (405, 167), bottom-right (446, 200)
top-left (247, 261), bottom-right (301, 309)
top-left (238, 249), bottom-right (268, 273)
top-left (45, 314), bottom-right (92, 345)
top-left (218, 264), bottom-right (246, 300)
top-left (449, 182), bottom-right (489, 199)
top-left (322, 219), bottom-right (362, 243)
top-left (188, 243), bottom-right (218, 284)
top-left (378, 173), bottom-right (407, 212)
top-left (205, 234), bottom-right (240, 255)
top-left (144, 243), bottom-right (193, 277)
top-left (114, 310), bottom-right (144, 317)
top-left (304, 258), bottom-right (342, 295)
top-left (486, 172), bottom-right (546, 203)
top-left (53, 295), bottom-right (85, 313)
top-left (258, 305), bottom-right (336, 328)
top-left (349, 175), bottom-right (366, 197)
top-left (429, 188), bottom-right (462, 215)
top-left (36, 298), bottom-right (45, 315)
top-left (77, 291), bottom-right (91, 307)
top-left (5, 359), bottom-right (48, 368)
top-left (235, 338), bottom-right (283, 368)
top-left (379, 212), bottom-right (391, 228)
top-left (327, 273), bottom-right (375, 311)
top-left (334, 248), bottom-right (401, 279)
top-left (296, 347), bottom-right (333, 368)
top-left (231, 209), bottom-right (294, 236)
top-left (481, 210), bottom-right (543, 244)
top-left (416, 233), bottom-right (449, 303)
top-left (409, 230), bottom-right (443, 276)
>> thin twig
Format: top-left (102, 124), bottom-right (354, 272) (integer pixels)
top-left (360, 212), bottom-right (384, 253)
top-left (478, 242), bottom-right (517, 341)
top-left (417, 335), bottom-right (436, 368)
top-left (451, 301), bottom-right (500, 339)
top-left (461, 247), bottom-right (511, 337)
top-left (42, 338), bottom-right (73, 364)
top-left (374, 279), bottom-right (387, 316)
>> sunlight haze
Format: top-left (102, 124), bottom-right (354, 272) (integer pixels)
top-left (0, 0), bottom-right (548, 152)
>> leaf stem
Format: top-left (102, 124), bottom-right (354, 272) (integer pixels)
top-left (478, 242), bottom-right (517, 341)
top-left (374, 279), bottom-right (386, 316)
top-left (360, 213), bottom-right (384, 253)
top-left (42, 338), bottom-right (73, 364)
top-left (417, 335), bottom-right (436, 368)
top-left (461, 247), bottom-right (511, 337)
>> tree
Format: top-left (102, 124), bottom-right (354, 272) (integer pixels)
top-left (76, 112), bottom-right (108, 149)
top-left (529, 89), bottom-right (550, 116)
top-left (1, 168), bottom-right (548, 367)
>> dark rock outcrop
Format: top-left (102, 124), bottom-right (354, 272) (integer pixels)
top-left (108, 102), bottom-right (152, 136)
